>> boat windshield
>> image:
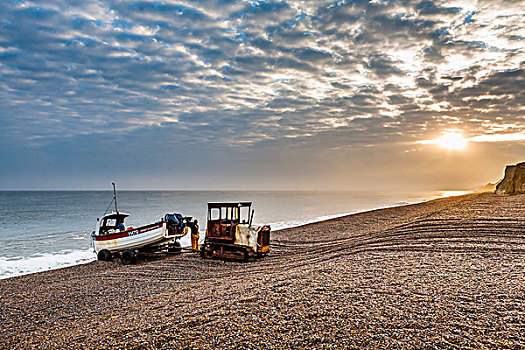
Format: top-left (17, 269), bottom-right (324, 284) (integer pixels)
top-left (99, 213), bottom-right (129, 235)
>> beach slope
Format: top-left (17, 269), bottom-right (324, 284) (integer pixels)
top-left (1, 193), bottom-right (525, 349)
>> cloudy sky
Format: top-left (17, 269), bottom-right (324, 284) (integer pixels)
top-left (0, 0), bottom-right (524, 190)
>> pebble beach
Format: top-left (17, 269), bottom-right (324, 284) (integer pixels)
top-left (1, 192), bottom-right (525, 349)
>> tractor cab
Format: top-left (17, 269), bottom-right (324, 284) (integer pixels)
top-left (201, 202), bottom-right (270, 260)
top-left (206, 202), bottom-right (253, 242)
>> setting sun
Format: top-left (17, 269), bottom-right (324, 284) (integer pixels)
top-left (434, 132), bottom-right (468, 150)
top-left (418, 131), bottom-right (468, 150)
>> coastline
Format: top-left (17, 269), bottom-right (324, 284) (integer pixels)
top-left (0, 190), bottom-right (469, 280)
top-left (268, 190), bottom-right (470, 231)
top-left (1, 192), bottom-right (524, 348)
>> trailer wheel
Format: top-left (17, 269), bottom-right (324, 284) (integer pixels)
top-left (97, 249), bottom-right (112, 262)
top-left (168, 241), bottom-right (182, 254)
top-left (121, 249), bottom-right (137, 265)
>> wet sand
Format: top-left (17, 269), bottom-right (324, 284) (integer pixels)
top-left (1, 193), bottom-right (525, 349)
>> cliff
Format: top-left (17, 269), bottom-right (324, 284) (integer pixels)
top-left (495, 162), bottom-right (525, 195)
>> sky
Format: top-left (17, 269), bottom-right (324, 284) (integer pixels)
top-left (0, 0), bottom-right (524, 190)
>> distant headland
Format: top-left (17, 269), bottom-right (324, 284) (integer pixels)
top-left (495, 161), bottom-right (525, 195)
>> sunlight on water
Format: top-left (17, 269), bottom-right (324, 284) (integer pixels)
top-left (436, 190), bottom-right (471, 198)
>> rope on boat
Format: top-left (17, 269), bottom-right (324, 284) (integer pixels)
top-left (103, 197), bottom-right (115, 216)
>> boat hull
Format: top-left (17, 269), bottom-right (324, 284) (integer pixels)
top-left (93, 222), bottom-right (174, 253)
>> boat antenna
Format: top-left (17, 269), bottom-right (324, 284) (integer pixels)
top-left (112, 182), bottom-right (119, 214)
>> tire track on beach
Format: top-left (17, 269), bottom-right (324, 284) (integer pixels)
top-left (3, 193), bottom-right (525, 350)
top-left (95, 210), bottom-right (525, 283)
top-left (268, 212), bottom-right (525, 272)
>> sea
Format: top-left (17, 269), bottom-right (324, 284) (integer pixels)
top-left (0, 190), bottom-right (469, 279)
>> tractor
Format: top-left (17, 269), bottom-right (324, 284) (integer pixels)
top-left (200, 202), bottom-right (270, 261)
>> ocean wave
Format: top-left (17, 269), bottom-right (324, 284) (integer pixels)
top-left (0, 249), bottom-right (95, 280)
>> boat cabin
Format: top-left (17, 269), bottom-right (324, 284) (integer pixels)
top-left (98, 212), bottom-right (130, 235)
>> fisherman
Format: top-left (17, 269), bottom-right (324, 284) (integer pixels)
top-left (191, 219), bottom-right (199, 252)
top-left (118, 218), bottom-right (126, 231)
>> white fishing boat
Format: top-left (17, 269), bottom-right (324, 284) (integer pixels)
top-left (91, 183), bottom-right (198, 264)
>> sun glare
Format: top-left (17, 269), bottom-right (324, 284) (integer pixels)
top-left (434, 132), bottom-right (468, 150)
top-left (418, 131), bottom-right (468, 150)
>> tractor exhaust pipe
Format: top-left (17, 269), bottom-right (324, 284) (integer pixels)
top-left (249, 209), bottom-right (255, 228)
